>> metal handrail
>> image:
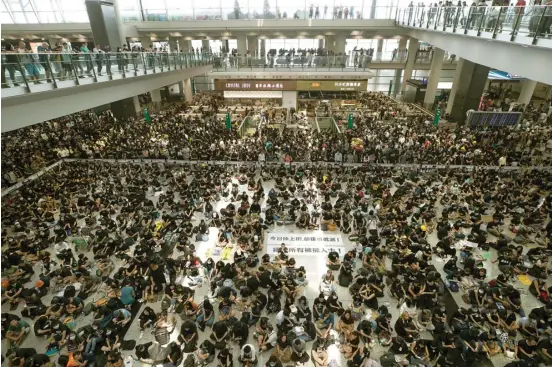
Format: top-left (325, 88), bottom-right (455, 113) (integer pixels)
top-left (396, 4), bottom-right (552, 45)
top-left (1, 52), bottom-right (214, 95)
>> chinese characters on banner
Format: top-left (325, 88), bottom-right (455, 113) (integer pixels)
top-left (266, 233), bottom-right (345, 255)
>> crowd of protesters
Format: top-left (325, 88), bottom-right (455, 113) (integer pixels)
top-left (1, 90), bottom-right (552, 367)
top-left (3, 92), bottom-right (551, 189)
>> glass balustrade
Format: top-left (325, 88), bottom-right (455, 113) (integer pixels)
top-left (396, 5), bottom-right (552, 44)
top-left (210, 51), bottom-right (452, 71)
top-left (1, 52), bottom-right (213, 97)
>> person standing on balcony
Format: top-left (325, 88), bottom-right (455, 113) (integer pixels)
top-left (315, 5), bottom-right (320, 18)
top-left (2, 44), bottom-right (21, 88)
top-left (310, 4), bottom-right (314, 18)
top-left (324, 4), bottom-right (328, 18)
top-left (80, 43), bottom-right (93, 76)
top-left (511, 0), bottom-right (526, 35)
top-left (17, 41), bottom-right (41, 84)
top-left (60, 42), bottom-right (73, 81)
top-left (36, 42), bottom-right (52, 83)
top-left (93, 44), bottom-right (104, 76)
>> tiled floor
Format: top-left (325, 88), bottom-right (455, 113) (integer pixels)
top-left (1, 165), bottom-right (550, 367)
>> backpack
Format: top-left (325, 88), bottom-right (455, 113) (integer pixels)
top-left (380, 352), bottom-right (396, 367)
top-left (448, 280), bottom-right (459, 292)
top-left (183, 355), bottom-right (196, 367)
top-left (82, 302), bottom-right (96, 316)
top-left (63, 285), bottom-right (76, 298)
top-left (121, 340), bottom-right (137, 350)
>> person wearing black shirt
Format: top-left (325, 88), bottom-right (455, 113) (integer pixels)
top-left (177, 319), bottom-right (198, 353)
top-left (517, 337), bottom-right (538, 362)
top-left (537, 336), bottom-right (552, 365)
top-left (217, 348), bottom-right (233, 367)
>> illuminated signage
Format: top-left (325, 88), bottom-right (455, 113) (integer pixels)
top-left (216, 80), bottom-right (296, 90)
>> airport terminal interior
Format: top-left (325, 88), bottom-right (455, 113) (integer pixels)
top-left (2, 1), bottom-right (552, 367)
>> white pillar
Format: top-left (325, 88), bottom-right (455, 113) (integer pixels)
top-left (183, 78), bottom-right (193, 103)
top-left (139, 37), bottom-right (151, 49)
top-left (247, 36), bottom-right (258, 56)
top-left (168, 37), bottom-right (178, 53)
top-left (237, 35), bottom-right (247, 55)
top-left (151, 88), bottom-right (162, 111)
top-left (393, 69), bottom-right (402, 97)
top-left (318, 39), bottom-right (325, 50)
top-left (376, 39), bottom-right (384, 60)
top-left (518, 79), bottom-right (537, 105)
top-left (334, 35), bottom-right (346, 54)
top-left (423, 48), bottom-right (445, 110)
top-left (179, 39), bottom-right (191, 52)
top-left (398, 38), bottom-right (407, 61)
top-left (401, 38), bottom-right (419, 93)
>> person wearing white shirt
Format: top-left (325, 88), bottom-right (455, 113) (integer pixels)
top-left (238, 344), bottom-right (257, 367)
top-left (54, 241), bottom-right (70, 256)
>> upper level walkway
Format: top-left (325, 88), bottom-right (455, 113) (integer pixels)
top-left (395, 5), bottom-right (552, 85)
top-left (1, 52), bottom-right (212, 132)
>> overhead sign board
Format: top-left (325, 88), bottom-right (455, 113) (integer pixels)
top-left (296, 80), bottom-right (368, 91)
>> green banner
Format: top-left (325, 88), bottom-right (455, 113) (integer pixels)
top-left (433, 107), bottom-right (441, 126)
top-left (225, 113), bottom-right (231, 130)
top-left (347, 113), bottom-right (354, 129)
top-left (144, 108), bottom-right (151, 123)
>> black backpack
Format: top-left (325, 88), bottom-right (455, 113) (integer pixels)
top-left (63, 285), bottom-right (76, 298)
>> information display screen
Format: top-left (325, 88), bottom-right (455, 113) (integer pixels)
top-left (468, 111), bottom-right (522, 127)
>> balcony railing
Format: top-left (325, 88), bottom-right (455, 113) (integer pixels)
top-left (1, 52), bottom-right (213, 97)
top-left (396, 5), bottom-right (552, 45)
top-left (211, 51), bottom-right (457, 71)
top-left (123, 4), bottom-right (398, 22)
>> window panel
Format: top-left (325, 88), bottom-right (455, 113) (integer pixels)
top-left (20, 0), bottom-right (33, 10)
top-left (118, 0), bottom-right (137, 9)
top-left (12, 11), bottom-right (26, 22)
top-left (25, 10), bottom-right (38, 22)
top-left (1, 11), bottom-right (14, 23)
top-left (63, 10), bottom-right (88, 22)
top-left (33, 0), bottom-right (54, 11)
top-left (57, 0), bottom-right (85, 11)
top-left (37, 10), bottom-right (61, 22)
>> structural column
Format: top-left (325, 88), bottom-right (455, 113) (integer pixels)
top-left (237, 35), bottom-right (247, 55)
top-left (401, 38), bottom-right (419, 93)
top-left (446, 58), bottom-right (490, 123)
top-left (168, 37), bottom-right (178, 52)
top-left (260, 39), bottom-right (266, 57)
top-left (139, 37), bottom-right (151, 49)
top-left (330, 35), bottom-right (346, 54)
top-left (393, 69), bottom-right (402, 97)
top-left (182, 78), bottom-right (193, 103)
top-left (151, 88), bottom-right (163, 110)
top-left (179, 39), bottom-right (192, 52)
top-left (518, 79), bottom-right (537, 105)
top-left (398, 38), bottom-right (407, 61)
top-left (85, 0), bottom-right (125, 49)
top-left (111, 97), bottom-right (139, 119)
top-left (375, 39), bottom-right (384, 60)
top-left (318, 39), bottom-right (325, 50)
top-left (370, 0), bottom-right (377, 19)
top-left (247, 36), bottom-right (259, 57)
top-left (422, 47), bottom-right (445, 110)
top-left (201, 39), bottom-right (210, 52)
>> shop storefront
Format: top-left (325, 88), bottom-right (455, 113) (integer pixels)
top-left (214, 79), bottom-right (368, 111)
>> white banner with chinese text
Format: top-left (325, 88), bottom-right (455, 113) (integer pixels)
top-left (266, 233), bottom-right (345, 256)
